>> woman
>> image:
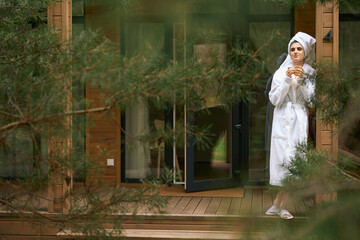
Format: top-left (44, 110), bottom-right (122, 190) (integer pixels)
top-left (266, 32), bottom-right (316, 219)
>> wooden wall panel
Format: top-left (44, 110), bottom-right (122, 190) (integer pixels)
top-left (323, 42), bottom-right (333, 57)
top-left (86, 85), bottom-right (120, 186)
top-left (53, 16), bottom-right (62, 28)
top-left (323, 13), bottom-right (334, 27)
top-left (316, 1), bottom-right (339, 157)
top-left (321, 131), bottom-right (333, 145)
top-left (48, 1), bottom-right (71, 41)
top-left (0, 216), bottom-right (60, 240)
top-left (85, 1), bottom-right (122, 186)
top-left (294, 0), bottom-right (316, 37)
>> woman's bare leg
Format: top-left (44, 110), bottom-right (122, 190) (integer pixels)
top-left (274, 191), bottom-right (292, 219)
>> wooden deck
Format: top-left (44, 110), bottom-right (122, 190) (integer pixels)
top-left (0, 186), bottom-right (315, 239)
top-left (135, 186), bottom-right (314, 217)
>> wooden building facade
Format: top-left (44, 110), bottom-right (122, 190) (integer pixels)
top-left (1, 0), bottom-right (360, 239)
top-left (45, 0), bottom-right (358, 192)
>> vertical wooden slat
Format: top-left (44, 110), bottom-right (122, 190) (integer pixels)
top-left (62, 0), bottom-right (72, 41)
top-left (47, 0), bottom-right (73, 214)
top-left (315, 1), bottom-right (339, 157)
top-left (315, 1), bottom-right (339, 204)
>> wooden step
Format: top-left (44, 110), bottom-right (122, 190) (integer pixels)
top-left (57, 229), bottom-right (266, 240)
top-left (120, 213), bottom-right (308, 231)
top-left (57, 214), bottom-right (308, 239)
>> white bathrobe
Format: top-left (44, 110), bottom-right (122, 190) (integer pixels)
top-left (268, 63), bottom-right (315, 186)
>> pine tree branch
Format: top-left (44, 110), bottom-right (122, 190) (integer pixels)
top-left (0, 105), bottom-right (112, 134)
top-left (326, 160), bottom-right (360, 182)
top-left (0, 44), bottom-right (62, 65)
top-left (221, 31), bottom-right (278, 80)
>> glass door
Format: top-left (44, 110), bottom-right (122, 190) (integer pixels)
top-left (186, 104), bottom-right (242, 192)
top-left (182, 4), bottom-right (245, 192)
top-left (120, 20), bottom-right (173, 182)
top-left (183, 36), bottom-right (242, 192)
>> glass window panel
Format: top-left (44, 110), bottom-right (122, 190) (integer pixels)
top-left (124, 23), bottom-right (166, 180)
top-left (339, 20), bottom-right (360, 161)
top-left (249, 0), bottom-right (290, 15)
top-left (340, 21), bottom-right (360, 68)
top-left (340, 4), bottom-right (359, 14)
top-left (0, 131), bottom-right (34, 179)
top-left (173, 22), bottom-right (186, 183)
top-left (72, 22), bottom-right (86, 181)
top-left (248, 22), bottom-right (290, 182)
top-left (250, 22), bottom-right (291, 73)
top-left (72, 23), bottom-right (85, 37)
top-left (191, 43), bottom-right (232, 181)
top-left (73, 0), bottom-right (85, 16)
top-left (193, 105), bottom-right (232, 180)
top-left (184, 0), bottom-right (238, 14)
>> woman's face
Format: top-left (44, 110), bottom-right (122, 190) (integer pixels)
top-left (290, 42), bottom-right (305, 65)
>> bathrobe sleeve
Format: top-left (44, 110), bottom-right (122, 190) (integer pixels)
top-left (299, 64), bottom-right (315, 102)
top-left (269, 67), bottom-right (292, 107)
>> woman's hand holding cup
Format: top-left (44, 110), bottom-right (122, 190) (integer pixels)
top-left (286, 67), bottom-right (304, 78)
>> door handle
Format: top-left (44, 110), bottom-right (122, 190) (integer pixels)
top-left (234, 124), bottom-right (242, 130)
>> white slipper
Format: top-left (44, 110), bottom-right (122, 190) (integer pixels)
top-left (265, 205), bottom-right (280, 215)
top-left (278, 209), bottom-right (294, 220)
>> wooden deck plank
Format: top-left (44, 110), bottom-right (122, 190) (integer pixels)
top-left (216, 198), bottom-right (232, 215)
top-left (164, 196), bottom-right (182, 213)
top-left (228, 198), bottom-right (242, 215)
top-left (285, 198), bottom-right (297, 216)
top-left (182, 197), bottom-right (202, 214)
top-left (128, 202), bottom-right (143, 215)
top-left (303, 196), bottom-right (315, 214)
top-left (137, 203), bottom-right (152, 214)
top-left (251, 189), bottom-right (263, 216)
top-left (293, 197), bottom-right (308, 216)
top-left (171, 197), bottom-right (192, 214)
top-left (193, 197), bottom-right (212, 215)
top-left (205, 198), bottom-right (221, 215)
top-left (262, 190), bottom-right (274, 216)
top-left (238, 188), bottom-right (252, 215)
top-left (121, 201), bottom-right (136, 214)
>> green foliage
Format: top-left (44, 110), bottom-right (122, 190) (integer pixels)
top-left (271, 0), bottom-right (360, 12)
top-left (266, 139), bottom-right (360, 239)
top-left (313, 63), bottom-right (360, 127)
top-left (0, 0), bottom-right (276, 238)
top-left (281, 143), bottom-right (359, 192)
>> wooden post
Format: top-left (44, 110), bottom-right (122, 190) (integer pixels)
top-left (47, 0), bottom-right (73, 213)
top-left (315, 1), bottom-right (339, 155)
top-left (315, 1), bottom-right (339, 203)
